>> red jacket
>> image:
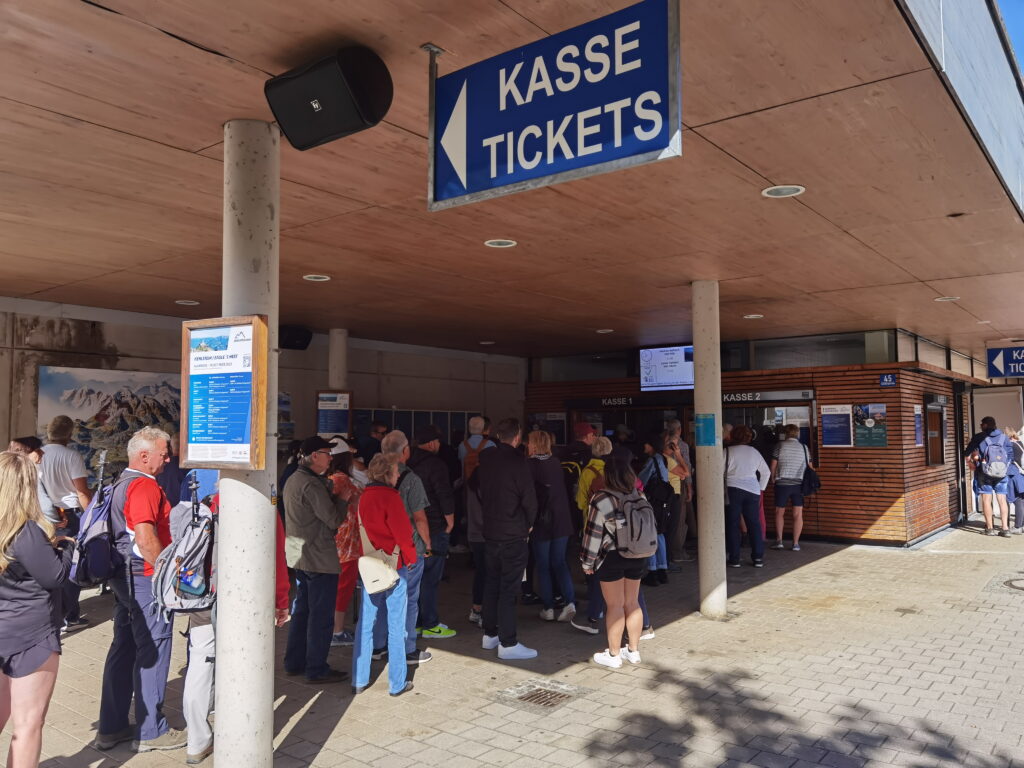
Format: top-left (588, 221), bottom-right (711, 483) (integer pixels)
top-left (359, 485), bottom-right (417, 568)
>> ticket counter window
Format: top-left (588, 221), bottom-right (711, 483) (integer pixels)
top-left (723, 405), bottom-right (812, 462)
top-left (926, 406), bottom-right (945, 465)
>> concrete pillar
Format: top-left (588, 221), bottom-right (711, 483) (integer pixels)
top-left (328, 328), bottom-right (349, 390)
top-left (692, 280), bottom-right (727, 619)
top-left (215, 120), bottom-right (280, 768)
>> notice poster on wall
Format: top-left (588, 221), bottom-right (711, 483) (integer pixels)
top-left (853, 403), bottom-right (888, 447)
top-left (317, 391), bottom-right (352, 438)
top-left (182, 316), bottom-right (267, 470)
top-left (820, 405), bottom-right (853, 447)
top-left (914, 405), bottom-right (924, 447)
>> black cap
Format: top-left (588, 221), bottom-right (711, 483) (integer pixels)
top-left (299, 436), bottom-right (333, 456)
top-left (414, 424), bottom-right (442, 445)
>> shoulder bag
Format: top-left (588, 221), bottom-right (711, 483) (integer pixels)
top-left (800, 444), bottom-right (821, 497)
top-left (357, 515), bottom-right (400, 594)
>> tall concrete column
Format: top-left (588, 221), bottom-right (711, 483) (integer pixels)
top-left (692, 280), bottom-right (727, 619)
top-left (328, 328), bottom-right (349, 390)
top-left (215, 120), bottom-right (280, 768)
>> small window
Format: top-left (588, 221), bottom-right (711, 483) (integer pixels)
top-left (926, 406), bottom-right (945, 465)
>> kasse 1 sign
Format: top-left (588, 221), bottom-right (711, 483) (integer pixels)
top-left (429, 0), bottom-right (680, 210)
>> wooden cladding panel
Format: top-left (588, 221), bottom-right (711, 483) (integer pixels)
top-left (526, 363), bottom-right (968, 543)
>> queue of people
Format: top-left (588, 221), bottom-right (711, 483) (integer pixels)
top-left (0, 410), bottom-right (826, 768)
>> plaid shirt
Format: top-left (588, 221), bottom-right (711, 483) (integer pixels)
top-left (581, 489), bottom-right (626, 573)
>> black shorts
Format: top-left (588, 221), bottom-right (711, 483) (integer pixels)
top-left (0, 633), bottom-right (60, 678)
top-left (596, 550), bottom-right (648, 582)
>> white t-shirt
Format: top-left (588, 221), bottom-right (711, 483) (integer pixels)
top-left (40, 443), bottom-right (88, 509)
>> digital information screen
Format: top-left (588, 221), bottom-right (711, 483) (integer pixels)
top-left (639, 346), bottom-right (695, 392)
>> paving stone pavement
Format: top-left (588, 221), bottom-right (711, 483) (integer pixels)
top-left (7, 524), bottom-right (1024, 768)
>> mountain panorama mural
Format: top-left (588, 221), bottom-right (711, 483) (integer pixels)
top-left (37, 366), bottom-right (182, 483)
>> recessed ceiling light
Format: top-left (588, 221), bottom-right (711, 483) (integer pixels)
top-left (977, 320), bottom-right (992, 324)
top-left (302, 274), bottom-right (331, 282)
top-left (479, 341), bottom-right (495, 346)
top-left (743, 314), bottom-right (764, 319)
top-left (933, 296), bottom-right (959, 302)
top-left (174, 299), bottom-right (200, 306)
top-left (596, 329), bottom-right (615, 334)
top-left (761, 185), bottom-right (805, 198)
top-left (484, 239), bottom-right (517, 248)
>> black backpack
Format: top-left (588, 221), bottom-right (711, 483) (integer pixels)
top-left (642, 455), bottom-right (672, 533)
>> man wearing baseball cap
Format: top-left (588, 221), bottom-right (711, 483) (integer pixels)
top-left (282, 436), bottom-right (350, 683)
top-left (565, 422), bottom-right (598, 467)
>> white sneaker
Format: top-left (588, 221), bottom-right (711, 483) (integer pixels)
top-left (621, 648), bottom-right (642, 665)
top-left (592, 650), bottom-right (622, 668)
top-left (556, 602), bottom-right (576, 622)
top-left (639, 626), bottom-right (656, 640)
top-left (497, 643), bottom-right (538, 660)
top-left (539, 608), bottom-right (555, 621)
top-left (468, 609), bottom-right (482, 627)
top-left (482, 634), bottom-right (499, 650)
top-left (771, 541), bottom-right (784, 550)
top-left (791, 544), bottom-right (801, 552)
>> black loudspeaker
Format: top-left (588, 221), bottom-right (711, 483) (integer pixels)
top-left (265, 46), bottom-right (393, 151)
top-left (279, 325), bottom-right (313, 351)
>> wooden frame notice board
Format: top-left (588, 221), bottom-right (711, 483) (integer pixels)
top-left (181, 315), bottom-right (268, 470)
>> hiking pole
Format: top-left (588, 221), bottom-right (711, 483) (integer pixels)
top-left (190, 472), bottom-right (201, 527)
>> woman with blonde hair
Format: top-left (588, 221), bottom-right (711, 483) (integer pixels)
top-left (0, 450), bottom-right (75, 768)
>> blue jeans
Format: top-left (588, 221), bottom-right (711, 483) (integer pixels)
top-left (531, 537), bottom-right (575, 609)
top-left (353, 568), bottom-right (408, 694)
top-left (586, 573), bottom-right (650, 626)
top-left (418, 532), bottom-right (449, 629)
top-left (647, 533), bottom-right (668, 571)
top-left (99, 568), bottom-right (174, 741)
top-left (284, 570), bottom-right (340, 680)
top-left (726, 487), bottom-right (764, 562)
top-left (374, 557), bottom-right (423, 654)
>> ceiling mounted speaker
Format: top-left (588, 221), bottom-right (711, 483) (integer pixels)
top-left (265, 46), bottom-right (393, 151)
top-left (279, 325), bottom-right (313, 351)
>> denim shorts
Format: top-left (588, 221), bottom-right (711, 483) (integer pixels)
top-left (975, 474), bottom-right (1010, 495)
top-left (773, 483), bottom-right (804, 508)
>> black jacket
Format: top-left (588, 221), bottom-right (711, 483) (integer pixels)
top-left (477, 443), bottom-right (538, 542)
top-left (407, 447), bottom-right (456, 535)
top-left (561, 440), bottom-right (592, 467)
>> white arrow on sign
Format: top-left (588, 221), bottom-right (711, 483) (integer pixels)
top-left (992, 350), bottom-right (1005, 376)
top-left (440, 81), bottom-right (467, 189)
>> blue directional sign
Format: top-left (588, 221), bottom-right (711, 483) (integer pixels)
top-left (988, 346), bottom-right (1024, 378)
top-left (429, 0), bottom-right (681, 210)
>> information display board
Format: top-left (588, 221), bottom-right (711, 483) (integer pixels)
top-left (317, 391), bottom-right (352, 439)
top-left (639, 345), bottom-right (694, 392)
top-left (181, 315), bottom-right (267, 470)
top-left (914, 404), bottom-right (924, 447)
top-left (853, 403), bottom-right (888, 447)
top-left (820, 404), bottom-right (853, 448)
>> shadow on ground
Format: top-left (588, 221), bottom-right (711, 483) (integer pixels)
top-left (580, 663), bottom-right (1013, 768)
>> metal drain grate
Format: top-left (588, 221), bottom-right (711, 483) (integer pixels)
top-left (495, 678), bottom-right (591, 714)
top-left (517, 688), bottom-right (572, 708)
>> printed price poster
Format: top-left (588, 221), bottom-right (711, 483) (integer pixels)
top-left (317, 392), bottom-right (351, 438)
top-left (187, 324), bottom-right (254, 463)
top-left (853, 403), bottom-right (888, 447)
top-left (821, 405), bottom-right (853, 448)
top-left (914, 405), bottom-right (924, 447)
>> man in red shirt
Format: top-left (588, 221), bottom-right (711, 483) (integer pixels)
top-left (95, 427), bottom-right (185, 753)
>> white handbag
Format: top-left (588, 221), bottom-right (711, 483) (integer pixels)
top-left (357, 517), bottom-right (400, 594)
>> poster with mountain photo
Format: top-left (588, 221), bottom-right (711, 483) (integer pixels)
top-left (37, 366), bottom-right (182, 484)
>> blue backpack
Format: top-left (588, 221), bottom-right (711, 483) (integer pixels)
top-left (69, 459), bottom-right (140, 587)
top-left (981, 434), bottom-right (1011, 480)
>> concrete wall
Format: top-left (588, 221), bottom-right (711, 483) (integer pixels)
top-left (0, 298), bottom-right (527, 444)
top-left (902, 0), bottom-right (1024, 215)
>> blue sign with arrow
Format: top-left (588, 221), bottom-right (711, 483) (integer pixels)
top-left (428, 0), bottom-right (681, 210)
top-left (988, 346), bottom-right (1024, 378)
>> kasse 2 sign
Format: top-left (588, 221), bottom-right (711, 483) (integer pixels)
top-left (430, 0), bottom-right (681, 209)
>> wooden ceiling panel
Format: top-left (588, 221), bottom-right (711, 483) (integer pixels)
top-left (28, 273), bottom-right (224, 315)
top-left (0, 100), bottom-right (365, 231)
top-left (0, 0), bottom-right (271, 151)
top-left (811, 281), bottom-right (981, 336)
top-left (696, 70), bottom-right (1008, 232)
top-left (924, 274), bottom-right (1024, 334)
top-left (0, 173), bottom-right (219, 260)
top-left (503, 0), bottom-right (928, 127)
top-left (850, 208), bottom-right (1024, 282)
